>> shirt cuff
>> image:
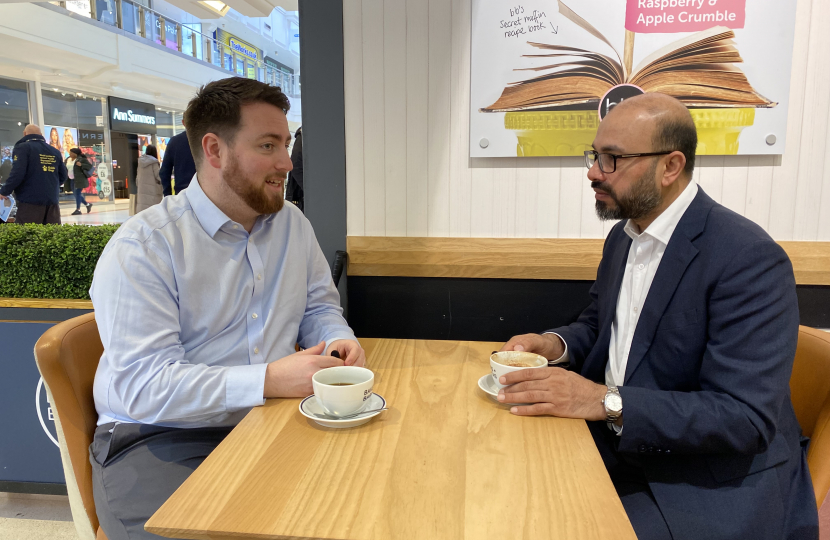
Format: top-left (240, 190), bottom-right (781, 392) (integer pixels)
top-left (541, 332), bottom-right (569, 365)
top-left (225, 363), bottom-right (269, 411)
top-left (610, 422), bottom-right (624, 436)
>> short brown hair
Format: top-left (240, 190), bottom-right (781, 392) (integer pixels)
top-left (183, 77), bottom-right (291, 166)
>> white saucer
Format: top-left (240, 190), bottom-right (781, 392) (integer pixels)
top-left (478, 374), bottom-right (500, 400)
top-left (299, 393), bottom-right (387, 429)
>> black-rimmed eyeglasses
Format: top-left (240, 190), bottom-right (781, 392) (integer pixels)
top-left (584, 150), bottom-right (673, 174)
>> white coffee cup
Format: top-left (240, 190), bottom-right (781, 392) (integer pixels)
top-left (312, 366), bottom-right (375, 417)
top-left (490, 351), bottom-right (547, 389)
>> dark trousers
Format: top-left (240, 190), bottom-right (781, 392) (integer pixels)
top-left (14, 201), bottom-right (60, 224)
top-left (74, 188), bottom-right (88, 210)
top-left (589, 422), bottom-right (673, 540)
top-left (89, 422), bottom-right (233, 540)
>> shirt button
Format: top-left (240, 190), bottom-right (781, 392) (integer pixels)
top-left (254, 347), bottom-right (259, 354)
top-left (633, 307), bottom-right (639, 313)
top-left (252, 313), bottom-right (258, 319)
top-left (638, 263), bottom-right (644, 270)
top-left (257, 274), bottom-right (262, 280)
top-left (248, 238), bottom-right (253, 243)
top-left (233, 224), bottom-right (238, 229)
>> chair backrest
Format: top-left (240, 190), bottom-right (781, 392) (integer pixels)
top-left (790, 325), bottom-right (830, 510)
top-left (34, 312), bottom-right (103, 539)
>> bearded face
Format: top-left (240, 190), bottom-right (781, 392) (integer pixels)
top-left (593, 158), bottom-right (662, 221)
top-left (223, 149), bottom-right (285, 215)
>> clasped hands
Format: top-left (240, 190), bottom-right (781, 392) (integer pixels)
top-left (499, 333), bottom-right (607, 421)
top-left (263, 339), bottom-right (366, 399)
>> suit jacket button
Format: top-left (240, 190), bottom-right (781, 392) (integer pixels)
top-left (665, 449), bottom-right (671, 454)
top-left (648, 447), bottom-right (655, 453)
top-left (638, 444), bottom-right (646, 453)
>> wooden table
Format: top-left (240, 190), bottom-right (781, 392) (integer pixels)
top-left (145, 339), bottom-right (636, 540)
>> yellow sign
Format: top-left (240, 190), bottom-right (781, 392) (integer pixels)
top-left (228, 37), bottom-right (258, 62)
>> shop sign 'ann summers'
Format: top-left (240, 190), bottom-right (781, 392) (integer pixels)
top-left (111, 108), bottom-right (156, 125)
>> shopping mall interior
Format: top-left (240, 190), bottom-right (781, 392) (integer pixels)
top-left (2, 0), bottom-right (830, 539)
top-left (0, 0), bottom-right (303, 533)
top-left (0, 0), bottom-right (301, 225)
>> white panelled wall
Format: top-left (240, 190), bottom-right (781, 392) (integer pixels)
top-left (344, 0), bottom-right (830, 241)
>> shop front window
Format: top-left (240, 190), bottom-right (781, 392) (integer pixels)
top-left (163, 20), bottom-right (178, 50)
top-left (42, 88), bottom-right (113, 203)
top-left (95, 0), bottom-right (117, 26)
top-left (122, 0), bottom-right (139, 35)
top-left (0, 77), bottom-right (30, 186)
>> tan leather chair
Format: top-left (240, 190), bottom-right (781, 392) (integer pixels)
top-left (34, 312), bottom-right (108, 540)
top-left (790, 325), bottom-right (830, 510)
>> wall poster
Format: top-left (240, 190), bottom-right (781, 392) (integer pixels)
top-left (470, 0), bottom-right (798, 157)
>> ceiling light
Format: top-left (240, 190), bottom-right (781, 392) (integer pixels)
top-left (199, 0), bottom-right (230, 16)
top-left (17, 122), bottom-right (22, 126)
top-left (53, 88), bottom-right (59, 91)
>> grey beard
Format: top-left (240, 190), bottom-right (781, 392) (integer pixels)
top-left (594, 162), bottom-right (662, 221)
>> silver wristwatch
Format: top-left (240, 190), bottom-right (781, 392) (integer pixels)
top-left (603, 386), bottom-right (623, 423)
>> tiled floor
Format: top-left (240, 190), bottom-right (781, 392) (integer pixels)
top-left (0, 493), bottom-right (77, 539)
top-left (59, 199), bottom-right (131, 226)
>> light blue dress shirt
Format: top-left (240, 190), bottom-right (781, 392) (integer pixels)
top-left (91, 176), bottom-right (357, 428)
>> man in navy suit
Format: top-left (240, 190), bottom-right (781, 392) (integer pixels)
top-left (499, 93), bottom-right (818, 540)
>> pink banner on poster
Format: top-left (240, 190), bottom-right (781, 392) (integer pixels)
top-left (625, 0), bottom-right (746, 33)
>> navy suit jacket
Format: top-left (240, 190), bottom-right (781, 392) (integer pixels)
top-left (549, 188), bottom-right (818, 540)
top-left (159, 131), bottom-right (196, 196)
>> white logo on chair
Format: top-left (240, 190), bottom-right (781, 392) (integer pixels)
top-left (36, 377), bottom-right (59, 447)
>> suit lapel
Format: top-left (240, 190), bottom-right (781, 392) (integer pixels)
top-left (622, 188), bottom-right (714, 384)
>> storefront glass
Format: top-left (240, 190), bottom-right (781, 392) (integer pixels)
top-left (42, 88), bottom-right (113, 202)
top-left (0, 77), bottom-right (30, 185)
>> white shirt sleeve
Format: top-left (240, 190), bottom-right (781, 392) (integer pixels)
top-left (542, 332), bottom-right (570, 365)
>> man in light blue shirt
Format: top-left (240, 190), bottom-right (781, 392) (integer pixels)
top-left (89, 77), bottom-right (364, 540)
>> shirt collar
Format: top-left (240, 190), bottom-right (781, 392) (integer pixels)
top-left (624, 180), bottom-right (698, 245)
top-left (185, 174), bottom-right (233, 238)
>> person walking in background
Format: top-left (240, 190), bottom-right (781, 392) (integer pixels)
top-left (68, 148), bottom-right (93, 215)
top-left (285, 126), bottom-right (303, 212)
top-left (0, 124), bottom-right (67, 224)
top-left (135, 144), bottom-right (162, 213)
top-left (159, 130), bottom-right (196, 196)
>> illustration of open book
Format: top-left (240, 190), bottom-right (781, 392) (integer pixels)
top-left (482, 1), bottom-right (775, 112)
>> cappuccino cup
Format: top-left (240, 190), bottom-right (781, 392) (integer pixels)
top-left (490, 351), bottom-right (547, 390)
top-left (312, 366), bottom-right (374, 417)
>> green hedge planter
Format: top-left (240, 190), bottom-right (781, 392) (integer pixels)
top-left (0, 224), bottom-right (119, 300)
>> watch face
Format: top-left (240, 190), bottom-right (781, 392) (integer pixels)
top-left (606, 393), bottom-right (623, 413)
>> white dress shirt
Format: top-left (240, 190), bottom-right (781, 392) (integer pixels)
top-left (91, 176), bottom-right (357, 428)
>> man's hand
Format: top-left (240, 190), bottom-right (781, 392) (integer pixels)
top-left (500, 333), bottom-right (565, 361)
top-left (0, 194), bottom-right (7, 200)
top-left (264, 341), bottom-right (344, 398)
top-left (498, 367), bottom-right (607, 420)
top-left (326, 339), bottom-right (366, 367)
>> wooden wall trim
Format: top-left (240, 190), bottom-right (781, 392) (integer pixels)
top-left (0, 298), bottom-right (94, 309)
top-left (348, 237), bottom-right (830, 285)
